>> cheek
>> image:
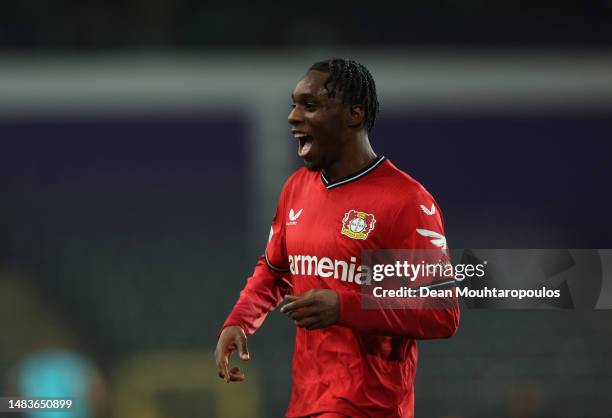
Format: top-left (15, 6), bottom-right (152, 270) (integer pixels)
top-left (324, 110), bottom-right (346, 132)
top-left (311, 113), bottom-right (342, 137)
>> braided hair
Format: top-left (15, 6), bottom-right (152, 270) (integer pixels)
top-left (309, 58), bottom-right (379, 132)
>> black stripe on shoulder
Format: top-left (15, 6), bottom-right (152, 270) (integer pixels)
top-left (264, 251), bottom-right (290, 273)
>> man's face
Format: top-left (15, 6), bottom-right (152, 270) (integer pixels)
top-left (288, 70), bottom-right (348, 171)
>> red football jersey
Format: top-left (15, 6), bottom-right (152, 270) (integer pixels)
top-left (222, 156), bottom-right (460, 418)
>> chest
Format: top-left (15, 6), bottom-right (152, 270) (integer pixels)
top-left (284, 186), bottom-right (391, 259)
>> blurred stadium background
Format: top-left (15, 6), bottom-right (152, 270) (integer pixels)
top-left (1, 2), bottom-right (612, 417)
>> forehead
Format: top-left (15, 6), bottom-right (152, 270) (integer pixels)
top-left (292, 70), bottom-right (330, 98)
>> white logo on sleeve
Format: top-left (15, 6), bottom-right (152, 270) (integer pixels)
top-left (287, 208), bottom-right (303, 226)
top-left (289, 208), bottom-right (303, 221)
top-left (420, 203), bottom-right (436, 216)
top-left (416, 228), bottom-right (447, 250)
top-left (269, 226), bottom-right (274, 242)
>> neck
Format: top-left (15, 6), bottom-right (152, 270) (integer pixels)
top-left (323, 131), bottom-right (377, 182)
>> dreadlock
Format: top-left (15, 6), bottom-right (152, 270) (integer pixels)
top-left (309, 58), bottom-right (379, 132)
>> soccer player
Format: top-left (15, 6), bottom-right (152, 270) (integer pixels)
top-left (215, 58), bottom-right (460, 418)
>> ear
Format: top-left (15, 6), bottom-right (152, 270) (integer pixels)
top-left (347, 105), bottom-right (365, 129)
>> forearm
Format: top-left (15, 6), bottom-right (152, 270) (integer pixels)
top-left (336, 290), bottom-right (459, 339)
top-left (221, 256), bottom-right (291, 336)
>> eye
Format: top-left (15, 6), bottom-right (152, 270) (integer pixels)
top-left (305, 102), bottom-right (317, 111)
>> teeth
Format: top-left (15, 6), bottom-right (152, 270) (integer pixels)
top-left (293, 132), bottom-right (308, 139)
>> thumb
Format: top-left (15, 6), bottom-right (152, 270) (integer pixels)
top-left (236, 330), bottom-right (250, 361)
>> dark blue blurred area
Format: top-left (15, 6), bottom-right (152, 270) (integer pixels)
top-left (375, 114), bottom-right (612, 248)
top-left (0, 115), bottom-right (249, 355)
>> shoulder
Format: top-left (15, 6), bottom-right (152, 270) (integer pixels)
top-left (286, 166), bottom-right (313, 183)
top-left (378, 160), bottom-right (447, 241)
top-left (277, 167), bottom-right (316, 201)
top-left (282, 167), bottom-right (315, 190)
top-left (378, 159), bottom-right (439, 209)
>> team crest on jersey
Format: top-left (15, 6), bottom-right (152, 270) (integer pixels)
top-left (341, 210), bottom-right (376, 240)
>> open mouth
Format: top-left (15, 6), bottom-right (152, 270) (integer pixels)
top-left (294, 132), bottom-right (314, 158)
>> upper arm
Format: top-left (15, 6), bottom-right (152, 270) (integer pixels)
top-left (390, 189), bottom-right (447, 252)
top-left (264, 179), bottom-right (291, 273)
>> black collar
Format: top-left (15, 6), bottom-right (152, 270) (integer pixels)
top-left (320, 156), bottom-right (386, 190)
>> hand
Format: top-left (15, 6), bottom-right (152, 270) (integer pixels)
top-left (214, 325), bottom-right (250, 383)
top-left (280, 289), bottom-right (339, 330)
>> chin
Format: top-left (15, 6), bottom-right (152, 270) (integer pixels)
top-left (303, 159), bottom-right (324, 171)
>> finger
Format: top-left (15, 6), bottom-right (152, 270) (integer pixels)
top-left (281, 289), bottom-right (316, 307)
top-left (214, 346), bottom-right (226, 381)
top-left (281, 296), bottom-right (314, 314)
top-left (283, 295), bottom-right (299, 303)
top-left (228, 366), bottom-right (246, 382)
top-left (280, 295), bottom-right (299, 312)
top-left (216, 351), bottom-right (230, 383)
top-left (295, 314), bottom-right (322, 329)
top-left (305, 320), bottom-right (326, 330)
top-left (288, 306), bottom-right (318, 321)
top-left (236, 331), bottom-right (250, 361)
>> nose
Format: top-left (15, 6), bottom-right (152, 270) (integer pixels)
top-left (288, 105), bottom-right (303, 127)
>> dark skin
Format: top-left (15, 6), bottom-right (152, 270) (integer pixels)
top-left (215, 69), bottom-right (378, 383)
top-left (289, 70), bottom-right (377, 180)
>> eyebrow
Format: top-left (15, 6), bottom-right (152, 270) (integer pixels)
top-left (291, 93), bottom-right (317, 101)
